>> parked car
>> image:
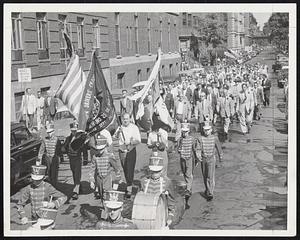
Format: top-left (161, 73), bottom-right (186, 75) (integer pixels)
top-left (11, 122), bottom-right (42, 187)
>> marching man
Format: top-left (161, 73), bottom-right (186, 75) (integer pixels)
top-left (95, 190), bottom-right (137, 229)
top-left (197, 122), bottom-right (223, 201)
top-left (17, 164), bottom-right (67, 229)
top-left (177, 122), bottom-right (198, 199)
top-left (89, 133), bottom-right (124, 205)
top-left (216, 84), bottom-right (235, 141)
top-left (140, 153), bottom-right (176, 229)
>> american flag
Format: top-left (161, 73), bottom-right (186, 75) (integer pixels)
top-left (55, 32), bottom-right (87, 121)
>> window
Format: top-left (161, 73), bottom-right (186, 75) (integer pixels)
top-left (147, 17), bottom-right (151, 54)
top-left (126, 26), bottom-right (129, 49)
top-left (161, 65), bottom-right (165, 76)
top-left (168, 20), bottom-right (171, 53)
top-left (159, 17), bottom-right (162, 48)
top-left (36, 13), bottom-right (49, 60)
top-left (147, 68), bottom-right (150, 76)
top-left (182, 13), bottom-right (187, 25)
top-left (176, 62), bottom-right (179, 71)
top-left (77, 17), bottom-right (85, 57)
top-left (188, 14), bottom-right (192, 26)
top-left (115, 13), bottom-right (121, 56)
top-left (13, 128), bottom-right (32, 146)
top-left (11, 13), bottom-right (23, 61)
top-left (134, 14), bottom-right (139, 55)
top-left (92, 19), bottom-right (101, 49)
top-left (58, 14), bottom-right (70, 59)
top-left (40, 86), bottom-right (51, 97)
top-left (117, 73), bottom-right (124, 89)
top-left (137, 69), bottom-right (141, 82)
top-left (169, 64), bottom-right (173, 76)
top-left (174, 21), bottom-right (178, 52)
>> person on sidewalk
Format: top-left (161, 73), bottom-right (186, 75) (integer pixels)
top-left (17, 164), bottom-right (67, 229)
top-left (114, 113), bottom-right (141, 198)
top-left (177, 122), bottom-right (198, 199)
top-left (61, 121), bottom-right (84, 200)
top-left (43, 90), bottom-right (58, 123)
top-left (89, 134), bottom-right (123, 205)
top-left (253, 81), bottom-right (265, 120)
top-left (197, 122), bottom-right (223, 201)
top-left (237, 83), bottom-right (255, 135)
top-left (261, 74), bottom-right (271, 107)
top-left (38, 123), bottom-right (62, 186)
top-left (95, 190), bottom-right (137, 229)
top-left (20, 88), bottom-right (37, 129)
top-left (140, 153), bottom-right (176, 229)
top-left (120, 89), bottom-right (133, 118)
top-left (36, 90), bottom-right (45, 131)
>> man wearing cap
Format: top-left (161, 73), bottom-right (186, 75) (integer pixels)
top-left (147, 125), bottom-right (169, 176)
top-left (217, 85), bottom-right (234, 141)
top-left (194, 91), bottom-right (213, 134)
top-left (178, 122), bottom-right (199, 198)
top-left (95, 190), bottom-right (137, 229)
top-left (206, 84), bottom-right (218, 125)
top-left (38, 123), bottom-right (62, 186)
top-left (62, 121), bottom-right (85, 200)
top-left (17, 164), bottom-right (67, 227)
top-left (89, 134), bottom-right (123, 203)
top-left (197, 122), bottom-right (223, 201)
top-left (140, 153), bottom-right (176, 228)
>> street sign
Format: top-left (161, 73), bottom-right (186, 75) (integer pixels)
top-left (18, 68), bottom-right (32, 82)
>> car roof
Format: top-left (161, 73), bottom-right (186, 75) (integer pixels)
top-left (11, 122), bottom-right (26, 131)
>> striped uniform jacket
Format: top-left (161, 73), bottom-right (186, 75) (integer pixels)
top-left (17, 181), bottom-right (67, 220)
top-left (197, 135), bottom-right (223, 161)
top-left (38, 136), bottom-right (61, 160)
top-left (141, 176), bottom-right (176, 220)
top-left (90, 152), bottom-right (121, 179)
top-left (178, 136), bottom-right (196, 160)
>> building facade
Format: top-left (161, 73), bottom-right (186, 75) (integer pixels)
top-left (227, 12), bottom-right (247, 50)
top-left (107, 12), bottom-right (181, 94)
top-left (11, 12), bottom-right (110, 121)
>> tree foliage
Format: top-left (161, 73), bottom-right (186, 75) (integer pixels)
top-left (263, 13), bottom-right (289, 49)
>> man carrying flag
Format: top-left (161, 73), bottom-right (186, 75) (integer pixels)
top-left (55, 31), bottom-right (119, 157)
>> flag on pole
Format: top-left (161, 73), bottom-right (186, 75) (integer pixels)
top-left (55, 53), bottom-right (87, 122)
top-left (79, 51), bottom-right (119, 135)
top-left (131, 48), bottom-right (174, 131)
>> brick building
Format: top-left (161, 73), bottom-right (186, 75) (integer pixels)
top-left (11, 12), bottom-right (110, 121)
top-left (107, 12), bottom-right (181, 93)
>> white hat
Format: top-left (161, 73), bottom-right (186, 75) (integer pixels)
top-left (203, 121), bottom-right (212, 130)
top-left (149, 155), bottom-right (164, 172)
top-left (104, 190), bottom-right (124, 209)
top-left (181, 123), bottom-right (190, 132)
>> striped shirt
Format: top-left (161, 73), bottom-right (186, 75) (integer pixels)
top-left (90, 152), bottom-right (121, 179)
top-left (198, 135), bottom-right (223, 161)
top-left (38, 136), bottom-right (60, 159)
top-left (142, 177), bottom-right (166, 194)
top-left (17, 181), bottom-right (67, 220)
top-left (178, 136), bottom-right (195, 160)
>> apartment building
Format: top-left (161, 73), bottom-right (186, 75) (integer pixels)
top-left (107, 12), bottom-right (181, 93)
top-left (10, 12), bottom-right (110, 121)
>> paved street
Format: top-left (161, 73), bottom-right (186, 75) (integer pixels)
top-left (10, 48), bottom-right (288, 230)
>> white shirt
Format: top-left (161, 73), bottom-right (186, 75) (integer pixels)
top-left (36, 96), bottom-right (45, 109)
top-left (100, 129), bottom-right (113, 146)
top-left (147, 128), bottom-right (168, 148)
top-left (118, 123), bottom-right (141, 146)
top-left (176, 101), bottom-right (184, 115)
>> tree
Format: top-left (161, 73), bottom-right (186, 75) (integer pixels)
top-left (264, 13), bottom-right (289, 50)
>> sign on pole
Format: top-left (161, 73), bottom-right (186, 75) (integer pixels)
top-left (18, 68), bottom-right (32, 82)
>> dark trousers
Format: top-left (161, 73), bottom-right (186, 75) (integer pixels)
top-left (119, 148), bottom-right (136, 186)
top-left (69, 156), bottom-right (82, 193)
top-left (46, 155), bottom-right (59, 186)
top-left (82, 146), bottom-right (89, 162)
top-left (264, 91), bottom-right (270, 106)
